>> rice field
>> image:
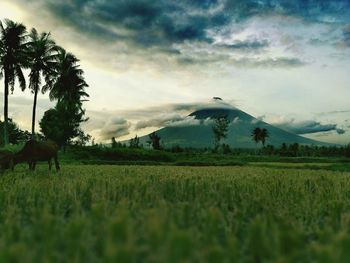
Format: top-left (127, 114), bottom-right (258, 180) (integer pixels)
top-left (0, 165), bottom-right (350, 262)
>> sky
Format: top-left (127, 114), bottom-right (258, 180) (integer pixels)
top-left (0, 0), bottom-right (350, 145)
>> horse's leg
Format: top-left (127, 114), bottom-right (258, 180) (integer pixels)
top-left (10, 159), bottom-right (14, 171)
top-left (54, 155), bottom-right (60, 171)
top-left (33, 162), bottom-right (37, 171)
top-left (48, 159), bottom-right (52, 171)
top-left (28, 161), bottom-right (32, 170)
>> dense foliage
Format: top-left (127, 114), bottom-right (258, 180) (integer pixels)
top-left (0, 118), bottom-right (31, 145)
top-left (0, 19), bottom-right (88, 146)
top-left (40, 101), bottom-right (87, 147)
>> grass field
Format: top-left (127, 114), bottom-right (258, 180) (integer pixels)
top-left (1, 164), bottom-right (350, 262)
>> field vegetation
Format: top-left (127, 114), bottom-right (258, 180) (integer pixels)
top-left (1, 165), bottom-right (350, 262)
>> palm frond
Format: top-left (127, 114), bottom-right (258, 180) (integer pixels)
top-left (15, 65), bottom-right (26, 91)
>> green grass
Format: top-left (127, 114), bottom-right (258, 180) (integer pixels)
top-left (1, 165), bottom-right (350, 262)
top-left (251, 162), bottom-right (350, 172)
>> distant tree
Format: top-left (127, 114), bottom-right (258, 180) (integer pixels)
top-left (345, 144), bottom-right (350, 158)
top-left (171, 145), bottom-right (183, 153)
top-left (111, 137), bottom-right (117, 148)
top-left (289, 143), bottom-right (299, 157)
top-left (129, 135), bottom-right (140, 148)
top-left (111, 137), bottom-right (124, 148)
top-left (222, 144), bottom-right (231, 154)
top-left (74, 130), bottom-right (91, 146)
top-left (280, 143), bottom-right (288, 156)
top-left (212, 115), bottom-right (230, 150)
top-left (260, 128), bottom-right (269, 146)
top-left (263, 144), bottom-right (275, 155)
top-left (0, 19), bottom-right (28, 145)
top-left (27, 28), bottom-right (59, 138)
top-left (251, 127), bottom-right (262, 145)
top-left (251, 127), bottom-right (269, 148)
top-left (149, 132), bottom-right (161, 150)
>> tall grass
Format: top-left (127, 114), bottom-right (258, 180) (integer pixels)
top-left (0, 165), bottom-right (350, 262)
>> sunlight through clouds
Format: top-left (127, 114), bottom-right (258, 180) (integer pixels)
top-left (0, 0), bottom-right (349, 144)
top-left (0, 1), bottom-right (24, 20)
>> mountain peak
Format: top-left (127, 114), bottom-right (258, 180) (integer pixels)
top-left (138, 107), bottom-right (330, 148)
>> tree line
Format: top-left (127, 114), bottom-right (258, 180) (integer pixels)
top-left (110, 114), bottom-right (350, 158)
top-left (111, 115), bottom-right (270, 152)
top-left (0, 19), bottom-right (89, 147)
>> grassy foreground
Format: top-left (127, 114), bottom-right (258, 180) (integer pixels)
top-left (0, 165), bottom-right (350, 262)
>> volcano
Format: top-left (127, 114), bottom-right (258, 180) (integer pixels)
top-left (139, 107), bottom-right (331, 148)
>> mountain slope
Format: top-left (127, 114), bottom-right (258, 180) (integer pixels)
top-left (139, 107), bottom-right (331, 148)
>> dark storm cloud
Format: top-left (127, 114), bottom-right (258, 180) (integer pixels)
top-left (276, 120), bottom-right (341, 134)
top-left (17, 0), bottom-right (350, 49)
top-left (43, 0), bottom-right (214, 47)
top-left (224, 0), bottom-right (350, 24)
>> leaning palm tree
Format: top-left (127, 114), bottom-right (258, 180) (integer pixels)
top-left (0, 19), bottom-right (28, 145)
top-left (27, 28), bottom-right (59, 138)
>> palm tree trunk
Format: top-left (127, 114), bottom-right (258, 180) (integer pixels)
top-left (3, 71), bottom-right (9, 146)
top-left (31, 87), bottom-right (39, 139)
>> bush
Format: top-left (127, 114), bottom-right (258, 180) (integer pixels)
top-left (67, 145), bottom-right (174, 162)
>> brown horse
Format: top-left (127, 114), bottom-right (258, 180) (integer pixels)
top-left (12, 140), bottom-right (60, 171)
top-left (0, 150), bottom-right (14, 170)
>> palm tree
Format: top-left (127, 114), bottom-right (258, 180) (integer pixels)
top-left (260, 128), bottom-right (269, 146)
top-left (27, 28), bottom-right (59, 138)
top-left (251, 127), bottom-right (269, 150)
top-left (251, 127), bottom-right (262, 146)
top-left (0, 19), bottom-right (27, 145)
top-left (47, 48), bottom-right (89, 108)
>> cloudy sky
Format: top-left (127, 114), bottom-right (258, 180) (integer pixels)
top-left (1, 0), bottom-right (350, 144)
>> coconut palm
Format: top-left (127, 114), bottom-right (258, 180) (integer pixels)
top-left (251, 127), bottom-right (269, 148)
top-left (27, 28), bottom-right (59, 138)
top-left (0, 19), bottom-right (28, 145)
top-left (260, 128), bottom-right (269, 146)
top-left (251, 127), bottom-right (262, 145)
top-left (47, 48), bottom-right (89, 108)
